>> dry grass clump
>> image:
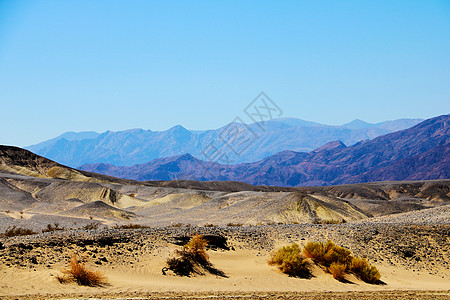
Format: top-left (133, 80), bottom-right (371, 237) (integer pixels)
top-left (350, 257), bottom-right (381, 283)
top-left (184, 234), bottom-right (209, 263)
top-left (303, 240), bottom-right (352, 267)
top-left (56, 254), bottom-right (106, 286)
top-left (268, 243), bottom-right (311, 278)
top-left (329, 262), bottom-right (347, 281)
top-left (2, 226), bottom-right (36, 237)
top-left (270, 240), bottom-right (381, 284)
top-left (42, 223), bottom-right (65, 233)
top-left (112, 223), bottom-right (149, 229)
top-left (80, 222), bottom-right (100, 230)
top-left (226, 222), bottom-right (243, 227)
top-left (164, 235), bottom-right (226, 277)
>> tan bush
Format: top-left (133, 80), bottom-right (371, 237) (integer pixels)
top-left (56, 254), bottom-right (106, 286)
top-left (226, 222), bottom-right (243, 227)
top-left (182, 234), bottom-right (209, 264)
top-left (268, 243), bottom-right (311, 278)
top-left (303, 240), bottom-right (352, 267)
top-left (350, 257), bottom-right (381, 283)
top-left (166, 235), bottom-right (213, 276)
top-left (329, 262), bottom-right (347, 281)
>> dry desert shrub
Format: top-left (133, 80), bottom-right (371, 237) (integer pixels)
top-left (303, 240), bottom-right (352, 267)
top-left (56, 254), bottom-right (106, 286)
top-left (183, 234), bottom-right (209, 263)
top-left (80, 222), bottom-right (100, 230)
top-left (350, 257), bottom-right (381, 283)
top-left (2, 226), bottom-right (36, 237)
top-left (312, 218), bottom-right (346, 224)
top-left (272, 240), bottom-right (381, 284)
top-left (42, 223), bottom-right (65, 233)
top-left (164, 234), bottom-right (210, 276)
top-left (112, 223), bottom-right (149, 229)
top-left (226, 222), bottom-right (243, 227)
top-left (329, 262), bottom-right (347, 281)
top-left (164, 234), bottom-right (226, 277)
top-left (268, 243), bottom-right (311, 278)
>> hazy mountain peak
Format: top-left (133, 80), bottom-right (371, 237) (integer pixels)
top-left (168, 125), bottom-right (190, 133)
top-left (26, 117), bottom-right (426, 167)
top-left (342, 119), bottom-right (374, 129)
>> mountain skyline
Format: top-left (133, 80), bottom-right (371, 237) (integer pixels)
top-left (79, 114), bottom-right (449, 187)
top-left (26, 117), bottom-right (423, 168)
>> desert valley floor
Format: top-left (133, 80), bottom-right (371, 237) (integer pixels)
top-left (0, 146), bottom-right (449, 299)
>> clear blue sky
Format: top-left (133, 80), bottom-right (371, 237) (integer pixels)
top-left (1, 0), bottom-right (449, 146)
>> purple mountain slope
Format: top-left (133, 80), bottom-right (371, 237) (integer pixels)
top-left (80, 115), bottom-right (449, 187)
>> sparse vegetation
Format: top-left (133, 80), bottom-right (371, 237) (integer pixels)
top-left (80, 222), bottom-right (100, 230)
top-left (226, 222), bottom-right (243, 227)
top-left (2, 226), bottom-right (36, 237)
top-left (56, 254), bottom-right (106, 286)
top-left (268, 243), bottom-right (311, 278)
top-left (329, 262), bottom-right (347, 281)
top-left (303, 240), bottom-right (352, 267)
top-left (163, 235), bottom-right (226, 277)
top-left (203, 223), bottom-right (217, 227)
top-left (42, 223), bottom-right (65, 233)
top-left (112, 223), bottom-right (149, 229)
top-left (312, 218), bottom-right (346, 224)
top-left (349, 257), bottom-right (381, 283)
top-left (269, 240), bottom-right (381, 284)
top-left (170, 222), bottom-right (184, 227)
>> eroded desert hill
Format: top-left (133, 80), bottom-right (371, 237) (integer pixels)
top-left (0, 145), bottom-right (449, 231)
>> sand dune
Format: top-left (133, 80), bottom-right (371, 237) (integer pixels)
top-left (0, 224), bottom-right (449, 298)
top-left (1, 146), bottom-right (449, 298)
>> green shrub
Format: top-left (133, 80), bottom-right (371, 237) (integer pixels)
top-left (329, 262), bottom-right (347, 281)
top-left (268, 243), bottom-right (311, 278)
top-left (350, 257), bottom-right (381, 283)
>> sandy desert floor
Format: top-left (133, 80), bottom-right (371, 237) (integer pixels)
top-left (0, 224), bottom-right (449, 299)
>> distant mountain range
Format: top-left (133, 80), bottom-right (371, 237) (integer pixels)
top-left (80, 115), bottom-right (449, 186)
top-left (27, 117), bottom-right (423, 167)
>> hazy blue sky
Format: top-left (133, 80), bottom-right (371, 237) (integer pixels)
top-left (1, 0), bottom-right (449, 146)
